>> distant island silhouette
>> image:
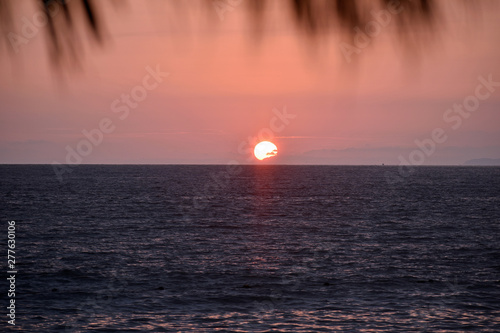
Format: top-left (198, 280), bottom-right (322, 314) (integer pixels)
top-left (464, 158), bottom-right (500, 166)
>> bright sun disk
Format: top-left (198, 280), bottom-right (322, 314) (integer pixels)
top-left (254, 141), bottom-right (278, 160)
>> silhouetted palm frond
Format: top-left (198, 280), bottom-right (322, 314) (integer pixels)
top-left (0, 0), bottom-right (476, 68)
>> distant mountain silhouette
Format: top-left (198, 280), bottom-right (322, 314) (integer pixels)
top-left (464, 158), bottom-right (500, 166)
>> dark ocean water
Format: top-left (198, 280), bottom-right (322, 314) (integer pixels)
top-left (1, 165), bottom-right (500, 332)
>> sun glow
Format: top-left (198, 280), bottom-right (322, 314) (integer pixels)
top-left (254, 141), bottom-right (278, 160)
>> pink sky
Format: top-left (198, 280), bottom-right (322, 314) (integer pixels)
top-left (1, 1), bottom-right (499, 165)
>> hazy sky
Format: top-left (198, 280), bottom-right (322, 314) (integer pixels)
top-left (1, 1), bottom-right (499, 165)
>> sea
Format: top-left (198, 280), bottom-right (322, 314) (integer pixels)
top-left (1, 165), bottom-right (500, 332)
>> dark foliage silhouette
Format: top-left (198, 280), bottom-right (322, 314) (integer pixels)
top-left (0, 0), bottom-right (479, 68)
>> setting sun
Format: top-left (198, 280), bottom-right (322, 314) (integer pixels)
top-left (254, 141), bottom-right (278, 160)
